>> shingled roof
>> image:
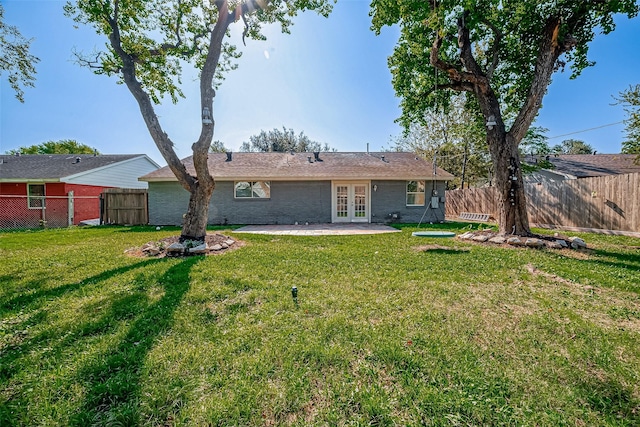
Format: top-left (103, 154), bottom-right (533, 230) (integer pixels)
top-left (524, 154), bottom-right (640, 178)
top-left (0, 154), bottom-right (153, 181)
top-left (140, 152), bottom-right (454, 182)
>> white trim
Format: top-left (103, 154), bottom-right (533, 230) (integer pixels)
top-left (27, 183), bottom-right (46, 210)
top-left (331, 180), bottom-right (370, 223)
top-left (406, 180), bottom-right (426, 207)
top-left (233, 181), bottom-right (271, 199)
top-left (0, 178), bottom-right (60, 183)
top-left (62, 155), bottom-right (160, 182)
top-left (537, 169), bottom-right (578, 180)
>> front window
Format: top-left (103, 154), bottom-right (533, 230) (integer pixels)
top-left (234, 181), bottom-right (271, 199)
top-left (406, 180), bottom-right (425, 206)
top-left (28, 184), bottom-right (45, 209)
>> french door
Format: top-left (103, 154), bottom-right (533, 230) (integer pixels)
top-left (332, 181), bottom-right (369, 223)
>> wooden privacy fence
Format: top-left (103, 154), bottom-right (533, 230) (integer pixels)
top-left (445, 172), bottom-right (640, 232)
top-left (100, 188), bottom-right (149, 225)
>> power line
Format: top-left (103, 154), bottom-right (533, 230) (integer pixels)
top-left (548, 121), bottom-right (624, 140)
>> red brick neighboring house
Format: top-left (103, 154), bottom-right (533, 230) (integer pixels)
top-left (0, 154), bottom-right (159, 228)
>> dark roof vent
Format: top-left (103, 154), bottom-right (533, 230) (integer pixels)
top-left (381, 155), bottom-right (386, 162)
top-left (74, 157), bottom-right (81, 164)
top-left (313, 152), bottom-right (322, 162)
top-left (307, 156), bottom-right (313, 163)
top-left (225, 152), bottom-right (232, 162)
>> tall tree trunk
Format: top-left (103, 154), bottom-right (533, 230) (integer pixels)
top-left (489, 133), bottom-right (531, 236)
top-left (182, 181), bottom-right (215, 241)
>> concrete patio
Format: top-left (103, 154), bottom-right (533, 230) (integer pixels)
top-left (233, 223), bottom-right (402, 236)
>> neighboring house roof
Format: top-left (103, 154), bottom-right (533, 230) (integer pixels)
top-left (140, 152), bottom-right (455, 182)
top-left (0, 154), bottom-right (161, 187)
top-left (524, 154), bottom-right (640, 179)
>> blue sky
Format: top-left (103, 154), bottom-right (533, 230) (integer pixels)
top-left (1, 1), bottom-right (639, 166)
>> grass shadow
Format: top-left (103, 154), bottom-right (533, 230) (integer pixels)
top-left (0, 258), bottom-right (165, 313)
top-left (0, 258), bottom-right (168, 387)
top-left (69, 256), bottom-right (202, 426)
top-left (548, 248), bottom-right (640, 293)
top-left (414, 245), bottom-right (471, 254)
top-left (592, 248), bottom-right (640, 268)
top-left (574, 373), bottom-right (640, 424)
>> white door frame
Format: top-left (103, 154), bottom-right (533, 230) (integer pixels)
top-left (331, 181), bottom-right (371, 223)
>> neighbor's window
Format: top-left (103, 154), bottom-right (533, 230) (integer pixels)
top-left (28, 184), bottom-right (45, 209)
top-left (234, 181), bottom-right (271, 199)
top-left (406, 180), bottom-right (425, 206)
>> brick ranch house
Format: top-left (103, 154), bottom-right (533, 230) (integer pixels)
top-left (139, 151), bottom-right (454, 226)
top-left (0, 154), bottom-right (159, 228)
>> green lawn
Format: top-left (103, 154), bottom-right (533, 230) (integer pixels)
top-left (1, 224), bottom-right (639, 426)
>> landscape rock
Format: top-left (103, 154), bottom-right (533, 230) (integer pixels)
top-left (545, 241), bottom-right (563, 249)
top-left (225, 239), bottom-right (235, 246)
top-left (525, 238), bottom-right (545, 248)
top-left (188, 243), bottom-right (208, 254)
top-left (221, 243), bottom-right (229, 249)
top-left (449, 230), bottom-right (586, 251)
top-left (457, 232), bottom-right (474, 240)
top-left (569, 237), bottom-right (587, 249)
top-left (166, 242), bottom-right (185, 254)
top-left (210, 244), bottom-right (223, 251)
top-left (507, 237), bottom-right (524, 246)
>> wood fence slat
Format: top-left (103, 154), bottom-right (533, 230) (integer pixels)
top-left (101, 189), bottom-right (149, 225)
top-left (445, 172), bottom-right (639, 232)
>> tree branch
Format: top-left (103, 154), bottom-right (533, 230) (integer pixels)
top-left (457, 11), bottom-right (488, 91)
top-left (509, 17), bottom-right (563, 144)
top-left (480, 18), bottom-right (503, 80)
top-left (430, 33), bottom-right (487, 92)
top-left (107, 0), bottom-right (195, 191)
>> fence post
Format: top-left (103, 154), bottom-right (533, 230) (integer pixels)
top-left (40, 196), bottom-right (47, 228)
top-left (67, 191), bottom-right (74, 226)
top-left (99, 193), bottom-right (104, 225)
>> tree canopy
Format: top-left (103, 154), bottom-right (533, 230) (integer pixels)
top-left (0, 4), bottom-right (39, 102)
top-left (240, 127), bottom-right (333, 153)
top-left (554, 139), bottom-right (594, 154)
top-left (371, 0), bottom-right (638, 236)
top-left (615, 84), bottom-right (640, 155)
top-left (209, 140), bottom-right (230, 153)
top-left (6, 140), bottom-right (100, 155)
top-left (371, 1), bottom-right (638, 134)
top-left (520, 130), bottom-right (594, 156)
